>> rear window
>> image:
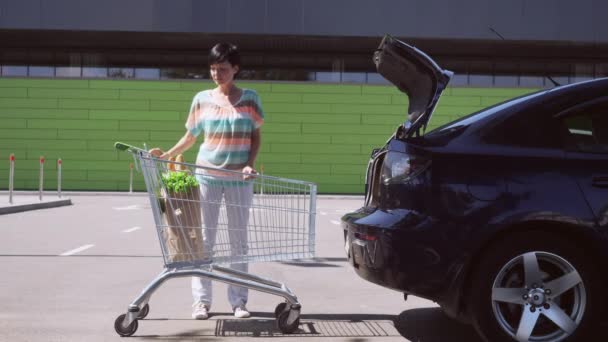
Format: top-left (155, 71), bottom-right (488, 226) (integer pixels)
top-left (426, 89), bottom-right (548, 135)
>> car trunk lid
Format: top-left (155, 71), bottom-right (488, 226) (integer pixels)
top-left (374, 35), bottom-right (453, 138)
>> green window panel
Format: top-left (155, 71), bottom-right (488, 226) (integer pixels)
top-left (0, 139), bottom-right (87, 150)
top-left (331, 104), bottom-right (404, 115)
top-left (119, 89), bottom-right (195, 101)
top-left (361, 85), bottom-right (401, 95)
top-left (28, 119), bottom-right (119, 130)
top-left (271, 83), bottom-right (361, 94)
top-left (0, 88), bottom-right (27, 98)
top-left (119, 121), bottom-right (185, 131)
top-left (260, 123), bottom-right (302, 134)
top-left (301, 153), bottom-right (368, 165)
top-left (362, 114), bottom-right (405, 125)
top-left (89, 110), bottom-right (180, 121)
top-left (331, 164), bottom-right (367, 175)
top-left (451, 87), bottom-right (537, 98)
top-left (59, 99), bottom-right (148, 110)
top-left (257, 93), bottom-right (303, 103)
top-left (58, 129), bottom-right (150, 141)
top-left (437, 96), bottom-right (482, 107)
top-left (0, 108), bottom-right (88, 119)
top-left (330, 135), bottom-right (387, 145)
top-left (263, 133), bottom-right (330, 144)
top-left (264, 103), bottom-right (331, 114)
top-left (303, 123), bottom-right (396, 135)
top-left (266, 113), bottom-right (360, 124)
top-left (89, 80), bottom-right (181, 90)
top-left (256, 153), bottom-right (301, 164)
top-left (150, 100), bottom-right (189, 111)
top-left (28, 88), bottom-right (119, 99)
top-left (0, 98), bottom-right (58, 109)
top-left (302, 93), bottom-right (391, 105)
top-left (0, 79), bottom-right (89, 89)
top-left (317, 183), bottom-right (362, 194)
top-left (260, 163), bottom-right (330, 174)
top-left (270, 143), bottom-right (360, 154)
top-left (2, 119), bottom-right (27, 128)
top-left (0, 128), bottom-right (58, 139)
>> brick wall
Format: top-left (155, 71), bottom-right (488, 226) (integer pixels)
top-left (0, 78), bottom-right (536, 193)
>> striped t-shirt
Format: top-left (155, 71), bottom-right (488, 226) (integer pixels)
top-left (185, 88), bottom-right (264, 172)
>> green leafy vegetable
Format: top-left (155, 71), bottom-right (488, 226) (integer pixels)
top-left (161, 171), bottom-right (199, 193)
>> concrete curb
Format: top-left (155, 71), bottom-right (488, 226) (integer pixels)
top-left (0, 198), bottom-right (73, 215)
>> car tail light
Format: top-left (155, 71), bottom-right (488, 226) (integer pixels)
top-left (354, 232), bottom-right (378, 241)
top-left (381, 151), bottom-right (431, 185)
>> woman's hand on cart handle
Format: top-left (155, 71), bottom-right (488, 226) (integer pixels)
top-left (242, 165), bottom-right (258, 180)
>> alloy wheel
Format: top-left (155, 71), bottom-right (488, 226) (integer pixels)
top-left (491, 251), bottom-right (586, 342)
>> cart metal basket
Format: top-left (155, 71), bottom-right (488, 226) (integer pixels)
top-left (113, 142), bottom-right (317, 336)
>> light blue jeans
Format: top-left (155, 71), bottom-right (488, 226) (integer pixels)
top-left (192, 182), bottom-right (253, 309)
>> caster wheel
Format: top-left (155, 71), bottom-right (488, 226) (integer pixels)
top-left (277, 309), bottom-right (300, 334)
top-left (138, 304), bottom-right (150, 319)
top-left (114, 313), bottom-right (138, 337)
top-left (274, 302), bottom-right (287, 318)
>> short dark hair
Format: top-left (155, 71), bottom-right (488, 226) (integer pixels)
top-left (208, 43), bottom-right (240, 67)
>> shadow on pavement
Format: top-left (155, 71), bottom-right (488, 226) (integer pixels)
top-left (136, 310), bottom-right (482, 340)
top-left (394, 307), bottom-right (483, 342)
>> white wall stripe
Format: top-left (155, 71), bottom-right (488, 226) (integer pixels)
top-left (122, 226), bottom-right (142, 233)
top-left (60, 244), bottom-right (94, 256)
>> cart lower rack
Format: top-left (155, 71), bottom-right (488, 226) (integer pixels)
top-left (113, 142), bottom-right (317, 336)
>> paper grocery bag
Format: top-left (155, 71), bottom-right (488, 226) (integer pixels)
top-left (162, 187), bottom-right (205, 263)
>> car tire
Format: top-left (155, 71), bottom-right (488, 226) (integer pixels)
top-left (469, 232), bottom-right (603, 342)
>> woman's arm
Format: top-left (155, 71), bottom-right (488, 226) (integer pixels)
top-left (149, 131), bottom-right (197, 159)
top-left (242, 128), bottom-right (261, 178)
top-left (246, 128), bottom-right (261, 168)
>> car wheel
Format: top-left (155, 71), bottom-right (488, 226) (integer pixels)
top-left (470, 232), bottom-right (603, 342)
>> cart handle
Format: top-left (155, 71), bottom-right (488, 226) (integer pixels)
top-left (115, 142), bottom-right (147, 153)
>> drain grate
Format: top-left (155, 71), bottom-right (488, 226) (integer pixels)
top-left (216, 319), bottom-right (398, 337)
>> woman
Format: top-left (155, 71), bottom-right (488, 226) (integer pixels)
top-left (150, 42), bottom-right (263, 320)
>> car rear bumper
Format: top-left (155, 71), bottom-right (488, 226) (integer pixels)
top-left (341, 207), bottom-right (464, 301)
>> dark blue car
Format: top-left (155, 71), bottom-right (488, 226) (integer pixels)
top-left (341, 35), bottom-right (608, 342)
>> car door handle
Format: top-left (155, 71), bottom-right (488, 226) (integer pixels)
top-left (592, 175), bottom-right (608, 188)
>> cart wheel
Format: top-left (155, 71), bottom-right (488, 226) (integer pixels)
top-left (277, 309), bottom-right (300, 334)
top-left (138, 304), bottom-right (150, 319)
top-left (274, 302), bottom-right (287, 318)
top-left (114, 314), bottom-right (138, 337)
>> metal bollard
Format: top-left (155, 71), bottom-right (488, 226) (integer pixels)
top-left (129, 162), bottom-right (134, 193)
top-left (9, 154), bottom-right (15, 204)
top-left (57, 158), bottom-right (62, 198)
top-left (39, 156), bottom-right (44, 201)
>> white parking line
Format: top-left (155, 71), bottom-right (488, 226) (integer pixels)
top-left (330, 220), bottom-right (341, 225)
top-left (112, 205), bottom-right (140, 211)
top-left (320, 211), bottom-right (327, 216)
top-left (122, 226), bottom-right (142, 233)
top-left (59, 244), bottom-right (95, 256)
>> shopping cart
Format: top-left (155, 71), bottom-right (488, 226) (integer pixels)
top-left (113, 142), bottom-right (317, 336)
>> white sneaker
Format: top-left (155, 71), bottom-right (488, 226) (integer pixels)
top-left (192, 302), bottom-right (209, 320)
top-left (234, 306), bottom-right (250, 318)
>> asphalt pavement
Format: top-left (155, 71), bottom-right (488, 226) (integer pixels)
top-left (0, 193), bottom-right (482, 342)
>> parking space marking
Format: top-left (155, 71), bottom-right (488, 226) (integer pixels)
top-left (330, 220), bottom-right (341, 225)
top-left (59, 244), bottom-right (94, 256)
top-left (122, 226), bottom-right (142, 233)
top-left (112, 205), bottom-right (140, 211)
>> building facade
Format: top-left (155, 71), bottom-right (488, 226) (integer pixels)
top-left (1, 0), bottom-right (607, 193)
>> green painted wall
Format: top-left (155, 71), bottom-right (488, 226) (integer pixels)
top-left (0, 78), bottom-right (536, 193)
